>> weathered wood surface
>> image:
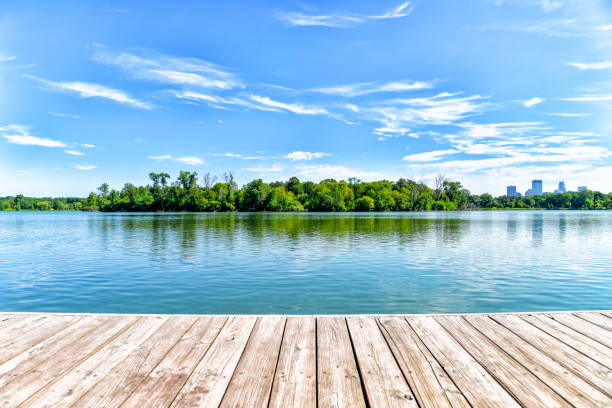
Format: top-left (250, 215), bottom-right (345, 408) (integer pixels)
top-left (0, 311), bottom-right (610, 408)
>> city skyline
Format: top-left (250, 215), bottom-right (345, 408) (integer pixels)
top-left (1, 1), bottom-right (612, 197)
top-left (507, 179), bottom-right (589, 197)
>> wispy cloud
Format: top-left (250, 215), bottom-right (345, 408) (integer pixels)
top-left (79, 143), bottom-right (96, 148)
top-left (93, 45), bottom-right (241, 90)
top-left (351, 93), bottom-right (486, 138)
top-left (148, 154), bottom-right (172, 160)
top-left (75, 165), bottom-right (97, 170)
top-left (147, 154), bottom-right (203, 166)
top-left (488, 0), bottom-right (565, 12)
top-left (402, 149), bottom-right (459, 162)
top-left (47, 111), bottom-right (80, 119)
top-left (175, 156), bottom-right (203, 165)
top-left (245, 164), bottom-right (283, 173)
top-left (284, 151), bottom-right (331, 161)
top-left (0, 54), bottom-right (17, 62)
top-left (547, 112), bottom-right (591, 117)
top-left (64, 150), bottom-right (84, 156)
top-left (1, 124), bottom-right (66, 147)
top-left (25, 75), bottom-right (151, 109)
top-left (249, 95), bottom-right (328, 115)
top-left (295, 164), bottom-right (382, 181)
top-left (276, 2), bottom-right (414, 28)
top-left (562, 94), bottom-right (612, 102)
top-left (566, 61), bottom-right (612, 70)
top-left (523, 97), bottom-right (545, 107)
top-left (310, 79), bottom-right (433, 97)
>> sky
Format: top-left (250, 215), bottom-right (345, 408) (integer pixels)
top-left (1, 0), bottom-right (611, 197)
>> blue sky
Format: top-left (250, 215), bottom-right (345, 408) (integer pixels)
top-left (1, 0), bottom-right (611, 196)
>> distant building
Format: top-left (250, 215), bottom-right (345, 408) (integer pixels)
top-left (554, 181), bottom-right (566, 194)
top-left (578, 186), bottom-right (587, 192)
top-left (507, 186), bottom-right (517, 197)
top-left (525, 179), bottom-right (543, 196)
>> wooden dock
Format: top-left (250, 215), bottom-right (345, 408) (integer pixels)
top-left (0, 312), bottom-right (611, 407)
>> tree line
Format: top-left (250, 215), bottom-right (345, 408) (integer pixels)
top-left (2, 171), bottom-right (612, 212)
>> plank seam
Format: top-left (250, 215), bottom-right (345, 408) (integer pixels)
top-left (70, 316), bottom-right (198, 408)
top-left (344, 317), bottom-right (371, 408)
top-left (215, 316), bottom-right (261, 407)
top-left (0, 316), bottom-right (110, 391)
top-left (547, 314), bottom-right (612, 350)
top-left (489, 314), bottom-right (612, 397)
top-left (517, 314), bottom-right (612, 370)
top-left (401, 317), bottom-right (477, 408)
top-left (165, 316), bottom-right (231, 408)
top-left (458, 315), bottom-right (577, 408)
top-left (374, 317), bottom-right (425, 408)
top-left (573, 313), bottom-right (612, 332)
top-left (13, 316), bottom-right (143, 407)
top-left (266, 317), bottom-right (288, 408)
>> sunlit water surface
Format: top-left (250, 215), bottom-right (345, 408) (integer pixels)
top-left (0, 211), bottom-right (611, 314)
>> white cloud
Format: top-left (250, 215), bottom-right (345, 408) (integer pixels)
top-left (75, 165), bottom-right (97, 170)
top-left (523, 97), bottom-right (545, 107)
top-left (562, 94), bottom-right (612, 102)
top-left (245, 164), bottom-right (283, 172)
top-left (547, 112), bottom-right (590, 117)
top-left (488, 0), bottom-right (564, 13)
top-left (276, 2), bottom-right (414, 27)
top-left (25, 75), bottom-right (151, 109)
top-left (0, 54), bottom-right (17, 62)
top-left (148, 155), bottom-right (172, 160)
top-left (295, 164), bottom-right (382, 181)
top-left (311, 79), bottom-right (433, 97)
top-left (93, 45), bottom-right (241, 90)
top-left (249, 95), bottom-right (328, 115)
top-left (284, 151), bottom-right (331, 161)
top-left (1, 124), bottom-right (66, 147)
top-left (64, 150), bottom-right (84, 156)
top-left (402, 149), bottom-right (459, 162)
top-left (566, 61), bottom-right (612, 70)
top-left (79, 143), bottom-right (96, 148)
top-left (47, 111), bottom-right (80, 119)
top-left (175, 156), bottom-right (203, 165)
top-left (358, 93), bottom-right (486, 138)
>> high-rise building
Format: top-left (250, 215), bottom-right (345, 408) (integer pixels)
top-left (525, 179), bottom-right (543, 196)
top-left (578, 186), bottom-right (587, 192)
top-left (554, 181), bottom-right (566, 194)
top-left (507, 186), bottom-right (517, 197)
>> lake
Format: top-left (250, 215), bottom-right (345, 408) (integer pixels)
top-left (0, 211), bottom-right (611, 314)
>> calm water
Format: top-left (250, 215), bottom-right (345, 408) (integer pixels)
top-left (0, 211), bottom-right (611, 314)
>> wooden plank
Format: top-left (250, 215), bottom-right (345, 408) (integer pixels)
top-left (72, 315), bottom-right (197, 408)
top-left (268, 317), bottom-right (316, 408)
top-left (0, 315), bottom-right (109, 389)
top-left (0, 315), bottom-right (52, 346)
top-left (346, 316), bottom-right (417, 407)
top-left (491, 314), bottom-right (612, 395)
top-left (0, 315), bottom-right (139, 406)
top-left (170, 315), bottom-right (257, 408)
top-left (465, 314), bottom-right (610, 408)
top-left (0, 315), bottom-right (81, 365)
top-left (520, 314), bottom-right (612, 369)
top-left (219, 316), bottom-right (286, 407)
top-left (406, 315), bottom-right (521, 408)
top-left (547, 313), bottom-right (612, 348)
top-left (575, 312), bottom-right (612, 331)
top-left (436, 315), bottom-right (572, 408)
top-left (0, 314), bottom-right (31, 331)
top-left (317, 316), bottom-right (366, 408)
top-left (20, 316), bottom-right (168, 408)
top-left (121, 316), bottom-right (227, 408)
top-left (378, 316), bottom-right (470, 408)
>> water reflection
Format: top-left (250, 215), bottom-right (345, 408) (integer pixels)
top-left (1, 211), bottom-right (611, 314)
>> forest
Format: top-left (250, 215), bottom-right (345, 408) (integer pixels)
top-left (2, 171), bottom-right (612, 212)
